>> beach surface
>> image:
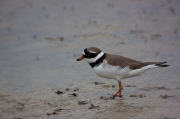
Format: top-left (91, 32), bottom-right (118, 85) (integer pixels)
top-left (0, 0), bottom-right (180, 118)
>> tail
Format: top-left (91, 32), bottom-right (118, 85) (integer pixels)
top-left (155, 62), bottom-right (169, 67)
top-left (143, 62), bottom-right (169, 67)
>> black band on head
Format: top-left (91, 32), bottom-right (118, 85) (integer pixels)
top-left (83, 48), bottom-right (98, 58)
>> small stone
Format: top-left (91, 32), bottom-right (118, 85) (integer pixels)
top-left (47, 113), bottom-right (51, 116)
top-left (73, 87), bottom-right (79, 91)
top-left (93, 82), bottom-right (105, 85)
top-left (125, 85), bottom-right (136, 87)
top-left (88, 104), bottom-right (99, 109)
top-left (100, 96), bottom-right (110, 100)
top-left (57, 37), bottom-right (64, 41)
top-left (112, 85), bottom-right (116, 88)
top-left (157, 86), bottom-right (165, 90)
top-left (45, 14), bottom-right (49, 18)
top-left (63, 6), bottom-right (66, 10)
top-left (47, 102), bottom-right (53, 106)
top-left (66, 88), bottom-right (70, 91)
top-left (139, 94), bottom-right (146, 98)
top-left (100, 96), bottom-right (104, 99)
top-left (33, 35), bottom-right (37, 39)
top-left (151, 34), bottom-right (161, 40)
top-left (70, 93), bottom-right (78, 97)
top-left (55, 90), bottom-right (64, 95)
top-left (78, 100), bottom-right (88, 105)
top-left (7, 27), bottom-right (11, 32)
top-left (42, 6), bottom-right (46, 11)
top-left (36, 56), bottom-right (39, 60)
top-left (120, 41), bottom-right (126, 45)
top-left (155, 52), bottom-right (159, 56)
top-left (160, 95), bottom-right (173, 99)
top-left (102, 85), bottom-right (111, 88)
top-left (45, 37), bottom-right (55, 41)
top-left (109, 96), bottom-right (114, 99)
top-left (54, 108), bottom-right (63, 112)
top-left (52, 112), bottom-right (56, 115)
top-left (169, 7), bottom-right (175, 15)
top-left (174, 28), bottom-right (178, 35)
top-left (104, 97), bottom-right (109, 100)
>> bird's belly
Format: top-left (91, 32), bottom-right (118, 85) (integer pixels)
top-left (93, 67), bottom-right (117, 79)
top-left (92, 64), bottom-right (131, 80)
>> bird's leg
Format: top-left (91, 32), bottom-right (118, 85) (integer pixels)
top-left (112, 81), bottom-right (123, 99)
top-left (118, 81), bottom-right (123, 97)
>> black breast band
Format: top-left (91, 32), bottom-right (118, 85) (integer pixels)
top-left (89, 53), bottom-right (106, 68)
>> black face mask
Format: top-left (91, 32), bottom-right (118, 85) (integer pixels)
top-left (83, 48), bottom-right (98, 59)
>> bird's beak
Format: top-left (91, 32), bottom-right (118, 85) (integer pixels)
top-left (76, 55), bottom-right (84, 61)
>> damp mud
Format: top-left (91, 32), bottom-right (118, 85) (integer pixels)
top-left (0, 0), bottom-right (180, 119)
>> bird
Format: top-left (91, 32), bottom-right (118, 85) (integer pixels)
top-left (76, 47), bottom-right (169, 99)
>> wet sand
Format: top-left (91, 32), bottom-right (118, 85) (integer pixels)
top-left (0, 0), bottom-right (180, 119)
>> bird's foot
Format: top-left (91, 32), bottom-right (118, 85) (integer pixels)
top-left (118, 95), bottom-right (123, 98)
top-left (111, 94), bottom-right (123, 99)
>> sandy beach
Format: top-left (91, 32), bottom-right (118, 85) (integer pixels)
top-left (0, 0), bottom-right (180, 118)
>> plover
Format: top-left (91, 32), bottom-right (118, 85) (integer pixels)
top-left (77, 47), bottom-right (169, 99)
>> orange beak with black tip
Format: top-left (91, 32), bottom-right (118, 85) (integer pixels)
top-left (76, 55), bottom-right (84, 61)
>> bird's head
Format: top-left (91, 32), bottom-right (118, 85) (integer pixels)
top-left (77, 47), bottom-right (104, 63)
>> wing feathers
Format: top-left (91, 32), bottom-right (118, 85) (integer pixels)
top-left (105, 54), bottom-right (169, 69)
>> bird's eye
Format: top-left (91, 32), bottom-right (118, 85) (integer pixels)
top-left (86, 52), bottom-right (91, 55)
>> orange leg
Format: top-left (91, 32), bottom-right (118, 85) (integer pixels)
top-left (112, 81), bottom-right (123, 99)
